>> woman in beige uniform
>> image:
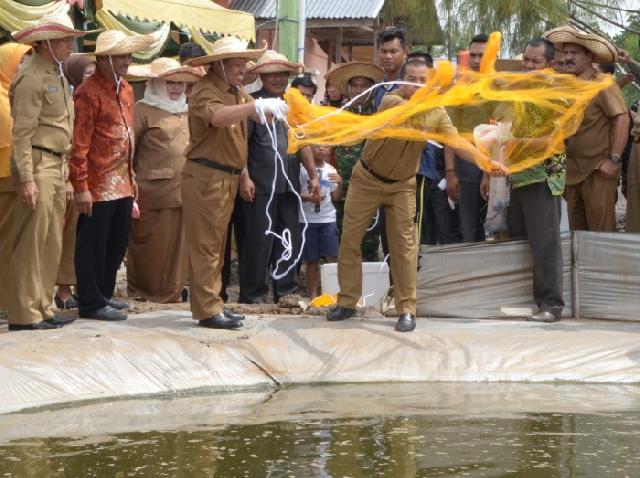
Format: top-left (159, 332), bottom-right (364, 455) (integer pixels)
top-left (127, 58), bottom-right (203, 303)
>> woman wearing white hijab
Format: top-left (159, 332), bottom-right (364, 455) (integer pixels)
top-left (127, 58), bottom-right (203, 303)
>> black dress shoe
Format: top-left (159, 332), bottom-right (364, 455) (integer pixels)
top-left (9, 321), bottom-right (62, 331)
top-left (80, 305), bottom-right (127, 321)
top-left (395, 313), bottom-right (416, 332)
top-left (223, 308), bottom-right (245, 321)
top-left (45, 316), bottom-right (76, 326)
top-left (327, 306), bottom-right (356, 321)
top-left (107, 299), bottom-right (129, 310)
top-left (198, 313), bottom-right (243, 330)
top-left (528, 309), bottom-right (560, 323)
top-left (54, 295), bottom-right (79, 309)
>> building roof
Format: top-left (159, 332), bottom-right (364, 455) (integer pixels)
top-left (230, 0), bottom-right (386, 20)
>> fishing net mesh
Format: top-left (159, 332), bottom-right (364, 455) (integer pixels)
top-left (285, 32), bottom-right (613, 174)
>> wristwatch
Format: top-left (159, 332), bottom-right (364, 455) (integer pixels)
top-left (610, 154), bottom-right (622, 164)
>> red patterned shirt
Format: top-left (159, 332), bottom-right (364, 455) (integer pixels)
top-left (69, 67), bottom-right (135, 202)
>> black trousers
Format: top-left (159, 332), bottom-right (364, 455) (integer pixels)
top-left (221, 195), bottom-right (244, 303)
top-left (75, 197), bottom-right (132, 314)
top-left (239, 192), bottom-right (300, 303)
top-left (507, 182), bottom-right (564, 312)
top-left (417, 176), bottom-right (462, 245)
top-left (459, 181), bottom-right (486, 242)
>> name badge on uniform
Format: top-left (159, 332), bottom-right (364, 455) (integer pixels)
top-left (46, 86), bottom-right (59, 93)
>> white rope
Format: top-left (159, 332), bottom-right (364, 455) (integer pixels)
top-left (366, 209), bottom-right (379, 232)
top-left (256, 102), bottom-right (309, 281)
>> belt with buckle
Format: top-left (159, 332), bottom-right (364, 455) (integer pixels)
top-left (191, 158), bottom-right (243, 175)
top-left (359, 160), bottom-right (400, 184)
top-left (33, 146), bottom-right (64, 158)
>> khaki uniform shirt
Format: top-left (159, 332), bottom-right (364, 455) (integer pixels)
top-left (362, 91), bottom-right (458, 180)
top-left (565, 70), bottom-right (628, 186)
top-left (10, 52), bottom-right (73, 184)
top-left (186, 71), bottom-right (253, 170)
top-left (133, 102), bottom-right (189, 210)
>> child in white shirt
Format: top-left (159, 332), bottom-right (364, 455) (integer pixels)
top-left (299, 145), bottom-right (343, 298)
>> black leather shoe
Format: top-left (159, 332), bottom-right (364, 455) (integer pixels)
top-left (45, 315), bottom-right (76, 326)
top-left (198, 313), bottom-right (243, 330)
top-left (54, 295), bottom-right (78, 309)
top-left (9, 321), bottom-right (62, 331)
top-left (107, 299), bottom-right (129, 310)
top-left (80, 305), bottom-right (127, 321)
top-left (528, 310), bottom-right (560, 323)
top-left (223, 308), bottom-right (245, 321)
top-left (395, 313), bottom-right (416, 332)
top-left (327, 306), bottom-right (356, 321)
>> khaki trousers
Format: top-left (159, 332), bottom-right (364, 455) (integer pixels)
top-left (626, 143), bottom-right (640, 233)
top-left (0, 180), bottom-right (16, 311)
top-left (55, 199), bottom-right (78, 285)
top-left (181, 161), bottom-right (240, 320)
top-left (337, 162), bottom-right (418, 315)
top-left (565, 170), bottom-right (618, 232)
top-left (8, 152), bottom-right (66, 325)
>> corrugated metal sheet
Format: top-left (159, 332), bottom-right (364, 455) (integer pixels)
top-left (231, 0), bottom-right (385, 20)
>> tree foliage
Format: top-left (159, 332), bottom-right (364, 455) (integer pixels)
top-left (383, 0), bottom-right (633, 58)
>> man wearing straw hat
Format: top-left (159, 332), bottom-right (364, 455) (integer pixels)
top-left (182, 37), bottom-right (288, 330)
top-left (7, 11), bottom-right (95, 331)
top-left (238, 50), bottom-right (320, 304)
top-left (544, 26), bottom-right (629, 232)
top-left (69, 30), bottom-right (154, 322)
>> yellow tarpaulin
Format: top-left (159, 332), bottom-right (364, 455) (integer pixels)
top-left (97, 0), bottom-right (255, 40)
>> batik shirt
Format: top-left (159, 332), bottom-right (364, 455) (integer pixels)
top-left (70, 68), bottom-right (135, 202)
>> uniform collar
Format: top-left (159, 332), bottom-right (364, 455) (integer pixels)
top-left (577, 67), bottom-right (598, 81)
top-left (207, 69), bottom-right (240, 94)
top-left (32, 52), bottom-right (57, 75)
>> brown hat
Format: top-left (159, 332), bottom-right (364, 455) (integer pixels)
top-left (325, 62), bottom-right (384, 97)
top-left (185, 36), bottom-right (266, 67)
top-left (247, 50), bottom-right (302, 75)
top-left (128, 57), bottom-right (205, 83)
top-left (12, 11), bottom-right (99, 44)
top-left (543, 26), bottom-right (618, 64)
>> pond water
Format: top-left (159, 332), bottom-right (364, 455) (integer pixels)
top-left (1, 382), bottom-right (639, 477)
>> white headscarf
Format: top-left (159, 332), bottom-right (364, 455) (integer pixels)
top-left (138, 78), bottom-right (187, 114)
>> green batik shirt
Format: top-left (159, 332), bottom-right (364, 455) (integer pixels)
top-left (510, 153), bottom-right (566, 196)
top-left (500, 103), bottom-right (566, 196)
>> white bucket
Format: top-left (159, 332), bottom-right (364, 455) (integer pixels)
top-left (320, 262), bottom-right (390, 307)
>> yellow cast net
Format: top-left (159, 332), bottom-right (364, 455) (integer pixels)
top-left (285, 32), bottom-right (614, 174)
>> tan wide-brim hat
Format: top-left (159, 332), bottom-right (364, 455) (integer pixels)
top-left (247, 49), bottom-right (302, 75)
top-left (12, 11), bottom-right (100, 44)
top-left (128, 57), bottom-right (205, 83)
top-left (325, 61), bottom-right (384, 97)
top-left (543, 26), bottom-right (618, 64)
top-left (94, 30), bottom-right (155, 56)
top-left (185, 36), bottom-right (266, 67)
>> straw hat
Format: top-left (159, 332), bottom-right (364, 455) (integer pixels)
top-left (94, 30), bottom-right (155, 56)
top-left (243, 61), bottom-right (257, 85)
top-left (543, 26), bottom-right (618, 64)
top-left (247, 50), bottom-right (302, 75)
top-left (185, 36), bottom-right (266, 67)
top-left (325, 62), bottom-right (384, 97)
top-left (12, 11), bottom-right (99, 44)
top-left (128, 57), bottom-right (205, 83)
